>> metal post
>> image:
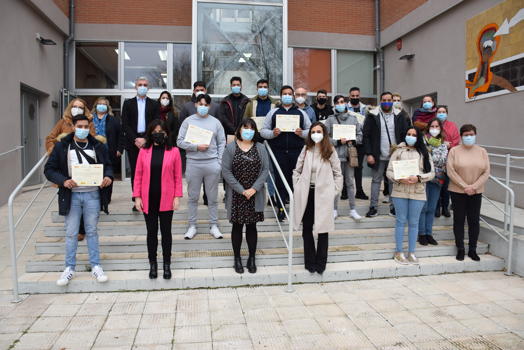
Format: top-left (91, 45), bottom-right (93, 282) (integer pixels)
top-left (504, 154), bottom-right (510, 232)
top-left (8, 201), bottom-right (21, 303)
top-left (505, 188), bottom-right (515, 276)
top-left (286, 198), bottom-right (294, 293)
top-left (121, 149), bottom-right (126, 181)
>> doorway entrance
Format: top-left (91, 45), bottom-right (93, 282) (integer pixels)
top-left (21, 89), bottom-right (41, 185)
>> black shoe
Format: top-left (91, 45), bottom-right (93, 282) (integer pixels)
top-left (163, 263), bottom-right (172, 279)
top-left (315, 266), bottom-right (325, 275)
top-left (434, 209), bottom-right (441, 218)
top-left (341, 187), bottom-right (348, 200)
top-left (426, 235), bottom-right (438, 245)
top-left (149, 262), bottom-right (158, 279)
top-left (267, 196), bottom-right (275, 206)
top-left (442, 208), bottom-right (451, 218)
top-left (418, 235), bottom-right (428, 246)
top-left (246, 256), bottom-right (257, 274)
top-left (456, 249), bottom-right (465, 261)
top-left (389, 206), bottom-right (396, 217)
top-left (366, 207), bottom-right (378, 217)
top-left (468, 250), bottom-right (480, 261)
top-left (355, 191), bottom-right (369, 200)
top-left (277, 208), bottom-right (286, 222)
top-left (234, 257), bottom-right (244, 274)
top-left (132, 206), bottom-right (139, 213)
top-left (305, 265), bottom-right (316, 273)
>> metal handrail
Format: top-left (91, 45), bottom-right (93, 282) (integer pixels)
top-left (264, 141), bottom-right (295, 293)
top-left (8, 153), bottom-right (52, 302)
top-left (0, 146), bottom-right (24, 158)
top-left (480, 175), bottom-right (515, 275)
top-left (479, 144), bottom-right (524, 153)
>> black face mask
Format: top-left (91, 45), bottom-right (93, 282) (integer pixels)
top-left (350, 98), bottom-right (360, 106)
top-left (152, 132), bottom-right (166, 145)
top-left (317, 98), bottom-right (327, 105)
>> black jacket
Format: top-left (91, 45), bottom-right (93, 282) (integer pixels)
top-left (218, 93), bottom-right (250, 135)
top-left (44, 134), bottom-right (114, 216)
top-left (363, 109), bottom-right (410, 169)
top-left (121, 97), bottom-right (159, 149)
top-left (164, 111), bottom-right (181, 146)
top-left (100, 114), bottom-right (124, 169)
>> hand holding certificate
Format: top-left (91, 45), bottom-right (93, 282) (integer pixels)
top-left (392, 159), bottom-right (420, 180)
top-left (184, 124), bottom-right (213, 145)
top-left (72, 164), bottom-right (103, 186)
top-left (253, 116), bottom-right (266, 131)
top-left (332, 124), bottom-right (356, 140)
top-left (276, 114), bottom-right (300, 132)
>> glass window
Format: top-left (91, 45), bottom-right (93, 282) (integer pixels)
top-left (124, 42), bottom-right (167, 89)
top-left (293, 48), bottom-right (331, 92)
top-left (337, 50), bottom-right (374, 97)
top-left (173, 44), bottom-right (192, 89)
top-left (196, 2), bottom-right (283, 95)
top-left (75, 42), bottom-right (118, 89)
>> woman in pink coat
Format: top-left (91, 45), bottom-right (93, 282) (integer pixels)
top-left (133, 119), bottom-right (183, 280)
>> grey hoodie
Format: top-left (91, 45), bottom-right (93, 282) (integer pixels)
top-left (324, 112), bottom-right (363, 161)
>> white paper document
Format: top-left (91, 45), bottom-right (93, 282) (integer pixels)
top-left (184, 124), bottom-right (213, 145)
top-left (332, 124), bottom-right (356, 140)
top-left (392, 159), bottom-right (420, 180)
top-left (72, 164), bottom-right (103, 186)
top-left (276, 114), bottom-right (300, 132)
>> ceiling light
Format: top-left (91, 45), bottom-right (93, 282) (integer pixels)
top-left (243, 53), bottom-right (252, 58)
top-left (115, 49), bottom-right (130, 60)
top-left (158, 50), bottom-right (168, 61)
top-left (238, 57), bottom-right (246, 63)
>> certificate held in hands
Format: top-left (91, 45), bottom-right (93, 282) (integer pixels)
top-left (392, 159), bottom-right (420, 180)
top-left (184, 124), bottom-right (213, 145)
top-left (72, 164), bottom-right (103, 186)
top-left (276, 114), bottom-right (300, 132)
top-left (253, 116), bottom-right (266, 131)
top-left (332, 124), bottom-right (356, 140)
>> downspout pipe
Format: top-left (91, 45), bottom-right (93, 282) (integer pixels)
top-left (63, 0), bottom-right (75, 90)
top-left (375, 0), bottom-right (384, 94)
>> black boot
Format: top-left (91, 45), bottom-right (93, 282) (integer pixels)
top-left (468, 250), bottom-right (480, 261)
top-left (434, 208), bottom-right (441, 218)
top-left (234, 257), bottom-right (244, 274)
top-left (340, 185), bottom-right (348, 200)
top-left (442, 207), bottom-right (451, 218)
top-left (163, 263), bottom-right (172, 279)
top-left (456, 248), bottom-right (465, 261)
top-left (247, 255), bottom-right (257, 274)
top-left (418, 235), bottom-right (428, 246)
top-left (355, 190), bottom-right (369, 200)
top-left (149, 262), bottom-right (158, 279)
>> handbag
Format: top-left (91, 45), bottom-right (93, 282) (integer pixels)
top-left (348, 145), bottom-right (358, 167)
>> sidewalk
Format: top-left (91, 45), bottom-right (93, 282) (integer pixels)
top-left (1, 272), bottom-right (523, 349)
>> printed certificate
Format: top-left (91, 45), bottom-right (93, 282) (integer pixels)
top-left (72, 164), bottom-right (103, 186)
top-left (184, 124), bottom-right (213, 145)
top-left (392, 159), bottom-right (420, 180)
top-left (276, 114), bottom-right (300, 132)
top-left (332, 124), bottom-right (356, 140)
top-left (253, 116), bottom-right (266, 131)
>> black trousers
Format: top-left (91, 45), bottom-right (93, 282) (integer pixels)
top-left (144, 210), bottom-right (174, 264)
top-left (436, 175), bottom-right (451, 212)
top-left (273, 149), bottom-right (300, 209)
top-left (450, 192), bottom-right (482, 251)
top-left (355, 144), bottom-right (366, 193)
top-left (302, 187), bottom-right (329, 272)
top-left (127, 145), bottom-right (140, 195)
top-left (231, 223), bottom-right (258, 258)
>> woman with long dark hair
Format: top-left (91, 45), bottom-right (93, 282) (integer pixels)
top-left (158, 91), bottom-right (181, 145)
top-left (222, 118), bottom-right (269, 274)
top-left (293, 122), bottom-right (343, 274)
top-left (133, 119), bottom-right (183, 279)
top-left (386, 127), bottom-right (434, 265)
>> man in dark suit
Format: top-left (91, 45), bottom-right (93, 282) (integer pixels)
top-left (121, 76), bottom-right (159, 211)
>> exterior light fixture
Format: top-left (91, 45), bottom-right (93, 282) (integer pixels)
top-left (36, 33), bottom-right (56, 45)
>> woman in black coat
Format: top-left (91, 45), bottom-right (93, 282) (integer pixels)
top-left (158, 91), bottom-right (181, 146)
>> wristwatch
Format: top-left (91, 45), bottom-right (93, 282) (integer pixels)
top-left (417, 175), bottom-right (422, 183)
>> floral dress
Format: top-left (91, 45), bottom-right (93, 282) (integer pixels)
top-left (231, 144), bottom-right (264, 224)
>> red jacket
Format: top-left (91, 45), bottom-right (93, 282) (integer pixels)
top-left (443, 120), bottom-right (460, 148)
top-left (133, 146), bottom-right (183, 214)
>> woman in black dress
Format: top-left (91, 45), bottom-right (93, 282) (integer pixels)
top-left (222, 118), bottom-right (269, 274)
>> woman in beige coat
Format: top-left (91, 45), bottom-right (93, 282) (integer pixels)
top-left (293, 122), bottom-right (343, 274)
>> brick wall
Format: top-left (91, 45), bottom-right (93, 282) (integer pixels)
top-left (380, 0), bottom-right (427, 29)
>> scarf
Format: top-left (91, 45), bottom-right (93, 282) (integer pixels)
top-left (412, 107), bottom-right (436, 124)
top-left (426, 136), bottom-right (442, 148)
top-left (93, 114), bottom-right (107, 137)
top-left (160, 106), bottom-right (170, 121)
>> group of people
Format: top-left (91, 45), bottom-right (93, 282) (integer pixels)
top-left (44, 75), bottom-right (490, 285)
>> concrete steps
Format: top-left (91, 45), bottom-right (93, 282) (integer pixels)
top-left (17, 255), bottom-right (505, 294)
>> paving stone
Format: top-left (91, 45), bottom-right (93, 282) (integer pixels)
top-left (213, 339), bottom-right (254, 350)
top-left (76, 302), bottom-right (113, 316)
top-left (41, 303), bottom-right (81, 317)
top-left (143, 301), bottom-right (176, 315)
top-left (109, 302), bottom-right (145, 315)
top-left (394, 323), bottom-right (444, 343)
top-left (484, 332), bottom-right (524, 350)
top-left (290, 333), bottom-right (335, 350)
top-left (53, 329), bottom-right (99, 349)
top-left (0, 317), bottom-right (35, 333)
top-left (134, 327), bottom-right (174, 345)
top-left (449, 336), bottom-right (502, 350)
top-left (130, 344), bottom-right (171, 350)
top-left (275, 305), bottom-right (311, 321)
top-left (440, 304), bottom-right (483, 320)
top-left (139, 313), bottom-right (176, 329)
top-left (177, 299), bottom-right (208, 314)
top-left (243, 308), bottom-right (280, 323)
top-left (315, 316), bottom-right (357, 335)
top-left (210, 309), bottom-right (245, 325)
top-left (411, 339), bottom-right (457, 350)
top-left (29, 316), bottom-right (71, 333)
top-left (173, 343), bottom-right (212, 350)
top-left (67, 315), bottom-right (106, 331)
top-left (115, 291), bottom-right (149, 303)
top-left (103, 314), bottom-right (141, 330)
top-left (0, 332), bottom-right (22, 350)
top-left (93, 329), bottom-right (137, 347)
top-left (211, 323), bottom-right (250, 342)
top-left (429, 320), bottom-right (472, 339)
top-left (491, 314), bottom-right (524, 331)
top-left (252, 336), bottom-right (292, 349)
top-left (361, 326), bottom-right (410, 347)
top-left (14, 332), bottom-right (60, 350)
top-left (246, 321), bottom-right (287, 342)
top-left (367, 298), bottom-right (406, 313)
top-left (175, 311), bottom-right (210, 326)
top-left (282, 318), bottom-right (323, 337)
top-left (84, 292), bottom-right (119, 304)
top-left (459, 317), bottom-right (508, 335)
top-left (350, 313), bottom-right (391, 329)
top-left (326, 331), bottom-right (375, 349)
top-left (173, 325), bottom-right (211, 343)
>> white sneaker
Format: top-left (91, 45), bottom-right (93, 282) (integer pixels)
top-left (349, 209), bottom-right (362, 222)
top-left (56, 267), bottom-right (74, 286)
top-left (184, 226), bottom-right (197, 240)
top-left (92, 265), bottom-right (108, 283)
top-left (210, 225), bottom-right (223, 239)
top-left (333, 210), bottom-right (338, 219)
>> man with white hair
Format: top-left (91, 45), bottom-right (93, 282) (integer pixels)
top-left (121, 76), bottom-right (160, 211)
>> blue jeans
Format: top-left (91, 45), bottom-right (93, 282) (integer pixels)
top-left (391, 197), bottom-right (426, 253)
top-left (65, 191), bottom-right (101, 269)
top-left (419, 182), bottom-right (442, 236)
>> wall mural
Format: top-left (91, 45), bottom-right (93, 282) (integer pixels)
top-left (465, 0), bottom-right (524, 101)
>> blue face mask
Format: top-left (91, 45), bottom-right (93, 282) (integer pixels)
top-left (281, 94), bottom-right (293, 105)
top-left (231, 86), bottom-right (241, 94)
top-left (423, 101), bottom-right (433, 110)
top-left (96, 104), bottom-right (108, 113)
top-left (381, 102), bottom-right (393, 110)
top-left (335, 104), bottom-right (346, 113)
top-left (197, 105), bottom-right (209, 116)
top-left (137, 86), bottom-right (148, 96)
top-left (241, 128), bottom-right (255, 141)
top-left (462, 135), bottom-right (476, 146)
top-left (75, 127), bottom-right (89, 140)
top-left (258, 88), bottom-right (268, 97)
top-left (405, 135), bottom-right (417, 146)
top-left (437, 113), bottom-right (447, 122)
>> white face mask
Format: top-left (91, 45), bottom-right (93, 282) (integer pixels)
top-left (429, 128), bottom-right (440, 137)
top-left (71, 107), bottom-right (84, 117)
top-left (295, 96), bottom-right (306, 105)
top-left (311, 133), bottom-right (323, 144)
top-left (160, 98), bottom-right (170, 107)
top-left (195, 91), bottom-right (205, 96)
